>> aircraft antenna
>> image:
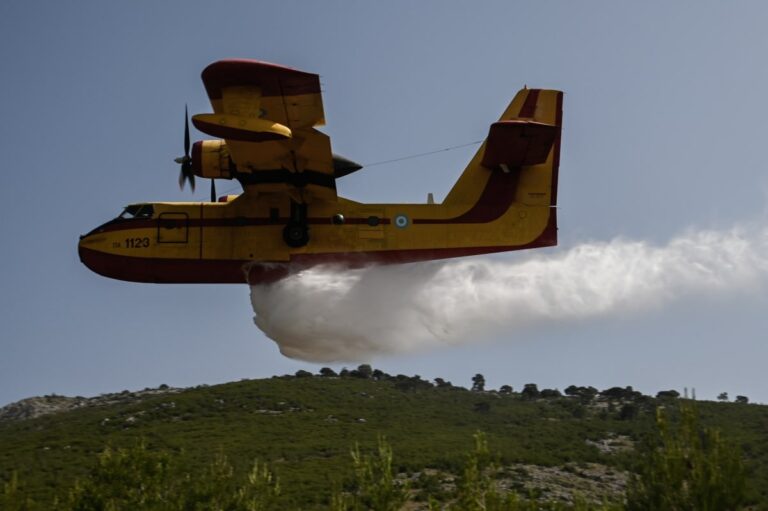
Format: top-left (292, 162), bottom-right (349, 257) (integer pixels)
top-left (216, 139), bottom-right (485, 197)
top-left (364, 140), bottom-right (483, 168)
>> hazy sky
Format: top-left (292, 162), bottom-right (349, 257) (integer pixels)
top-left (2, 2), bottom-right (768, 406)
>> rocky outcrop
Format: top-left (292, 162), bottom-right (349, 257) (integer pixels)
top-left (0, 386), bottom-right (181, 422)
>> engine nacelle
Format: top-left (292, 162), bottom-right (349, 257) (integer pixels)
top-left (191, 140), bottom-right (234, 180)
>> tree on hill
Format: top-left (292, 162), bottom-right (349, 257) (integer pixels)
top-left (564, 385), bottom-right (598, 402)
top-left (656, 390), bottom-right (680, 400)
top-left (521, 383), bottom-right (540, 400)
top-left (394, 375), bottom-right (432, 392)
top-left (718, 392), bottom-right (729, 402)
top-left (372, 369), bottom-right (387, 380)
top-left (319, 367), bottom-right (337, 377)
top-left (498, 385), bottom-right (513, 395)
top-left (350, 364), bottom-right (373, 379)
top-left (735, 395), bottom-right (749, 404)
top-left (540, 388), bottom-right (562, 398)
top-left (601, 386), bottom-right (643, 401)
top-left (471, 374), bottom-right (485, 392)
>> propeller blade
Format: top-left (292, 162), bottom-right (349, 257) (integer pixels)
top-left (175, 105), bottom-right (196, 193)
top-left (210, 179), bottom-right (216, 202)
top-left (184, 104), bottom-right (190, 157)
top-left (187, 168), bottom-right (195, 192)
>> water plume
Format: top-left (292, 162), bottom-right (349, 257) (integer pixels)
top-left (250, 224), bottom-right (768, 362)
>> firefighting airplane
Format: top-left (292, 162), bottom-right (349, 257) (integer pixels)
top-left (78, 59), bottom-right (563, 284)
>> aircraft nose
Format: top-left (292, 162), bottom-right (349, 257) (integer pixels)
top-left (78, 231), bottom-right (110, 277)
top-left (78, 230), bottom-right (106, 262)
top-left (79, 230), bottom-right (102, 246)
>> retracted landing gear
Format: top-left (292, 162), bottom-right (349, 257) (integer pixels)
top-left (283, 201), bottom-right (309, 248)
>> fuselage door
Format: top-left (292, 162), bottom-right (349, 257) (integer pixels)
top-left (157, 212), bottom-right (189, 243)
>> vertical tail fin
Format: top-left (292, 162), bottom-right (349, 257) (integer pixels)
top-left (443, 88), bottom-right (563, 208)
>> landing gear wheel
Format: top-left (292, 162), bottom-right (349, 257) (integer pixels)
top-left (283, 222), bottom-right (309, 248)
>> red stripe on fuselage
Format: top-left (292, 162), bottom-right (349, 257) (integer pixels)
top-left (79, 212), bottom-right (556, 285)
top-left (414, 169), bottom-right (520, 224)
top-left (93, 216), bottom-right (393, 234)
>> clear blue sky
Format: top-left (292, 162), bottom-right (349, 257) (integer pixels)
top-left (2, 2), bottom-right (768, 405)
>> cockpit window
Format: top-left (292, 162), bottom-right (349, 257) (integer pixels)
top-left (119, 204), bottom-right (154, 219)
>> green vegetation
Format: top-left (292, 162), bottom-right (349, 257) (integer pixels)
top-left (1, 369), bottom-right (766, 509)
top-left (63, 442), bottom-right (281, 510)
top-left (626, 404), bottom-right (745, 510)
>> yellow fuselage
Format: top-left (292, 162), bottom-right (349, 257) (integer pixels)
top-left (78, 173), bottom-right (555, 284)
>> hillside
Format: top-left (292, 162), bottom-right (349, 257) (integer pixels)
top-left (2, 370), bottom-right (768, 509)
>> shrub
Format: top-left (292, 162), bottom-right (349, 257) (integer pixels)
top-left (626, 403), bottom-right (746, 511)
top-left (333, 436), bottom-right (408, 511)
top-left (66, 441), bottom-right (282, 511)
top-left (1, 471), bottom-right (33, 511)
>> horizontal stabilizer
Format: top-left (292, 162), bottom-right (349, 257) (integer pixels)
top-left (481, 120), bottom-right (557, 169)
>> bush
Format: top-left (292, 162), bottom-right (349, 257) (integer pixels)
top-left (1, 471), bottom-right (33, 511)
top-left (626, 403), bottom-right (746, 511)
top-left (66, 441), bottom-right (281, 511)
top-left (333, 437), bottom-right (408, 511)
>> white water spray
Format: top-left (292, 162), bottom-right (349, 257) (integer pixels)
top-left (250, 224), bottom-right (768, 362)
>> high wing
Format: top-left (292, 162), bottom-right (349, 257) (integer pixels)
top-left (191, 59), bottom-right (338, 202)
